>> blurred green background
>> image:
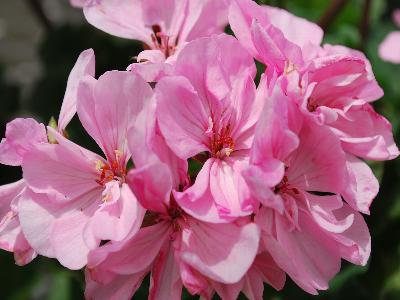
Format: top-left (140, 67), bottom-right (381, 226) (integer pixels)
top-left (1, 0), bottom-right (400, 299)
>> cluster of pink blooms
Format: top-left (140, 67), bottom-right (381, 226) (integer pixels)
top-left (1, 1), bottom-right (399, 299)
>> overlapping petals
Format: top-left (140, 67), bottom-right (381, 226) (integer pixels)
top-left (0, 1), bottom-right (398, 300)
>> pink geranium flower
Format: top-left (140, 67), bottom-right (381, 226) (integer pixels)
top-left (229, 0), bottom-right (323, 77)
top-left (155, 34), bottom-right (264, 222)
top-left (19, 72), bottom-right (151, 269)
top-left (82, 0), bottom-right (230, 60)
top-left (379, 9), bottom-right (400, 63)
top-left (244, 82), bottom-right (371, 294)
top-left (85, 157), bottom-right (260, 300)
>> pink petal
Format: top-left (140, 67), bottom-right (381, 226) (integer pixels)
top-left (209, 157), bottom-right (254, 218)
top-left (149, 243), bottom-right (182, 300)
top-left (127, 162), bottom-right (172, 214)
top-left (263, 5), bottom-right (323, 47)
top-left (180, 220), bottom-right (260, 284)
top-left (332, 103), bottom-right (399, 160)
top-left (77, 71), bottom-right (153, 163)
top-left (89, 183), bottom-right (145, 242)
top-left (83, 0), bottom-right (152, 45)
top-left (51, 211), bottom-right (94, 269)
top-left (173, 34), bottom-right (256, 102)
top-left (156, 76), bottom-right (210, 159)
top-left (58, 49), bottom-right (95, 132)
top-left (287, 121), bottom-right (346, 193)
top-left (304, 192), bottom-right (354, 234)
top-left (309, 55), bottom-right (383, 104)
top-left (18, 189), bottom-right (57, 257)
top-left (0, 118), bottom-right (47, 166)
top-left (250, 251), bottom-right (286, 292)
top-left (174, 159), bottom-right (225, 223)
top-left (22, 131), bottom-right (101, 200)
top-left (341, 154), bottom-right (379, 214)
top-left (88, 222), bottom-right (171, 275)
top-left (379, 31), bottom-right (400, 64)
top-left (332, 204), bottom-right (371, 266)
top-left (85, 270), bottom-right (146, 300)
top-left (265, 211), bottom-right (341, 294)
top-left (181, 0), bottom-right (230, 42)
top-left (229, 0), bottom-right (271, 58)
top-left (251, 20), bottom-right (303, 73)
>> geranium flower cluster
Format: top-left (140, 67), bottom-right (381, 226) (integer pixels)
top-left (0, 0), bottom-right (398, 299)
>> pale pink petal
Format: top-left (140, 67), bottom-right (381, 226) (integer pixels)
top-left (89, 183), bottom-right (145, 242)
top-left (174, 159), bottom-right (225, 223)
top-left (179, 262), bottom-right (210, 296)
top-left (287, 121), bottom-right (346, 193)
top-left (263, 5), bottom-right (323, 47)
top-left (304, 192), bottom-right (354, 234)
top-left (0, 181), bottom-right (36, 266)
top-left (180, 220), bottom-right (260, 284)
top-left (173, 34), bottom-right (256, 102)
top-left (332, 204), bottom-right (371, 266)
top-left (51, 211), bottom-right (94, 270)
top-left (331, 103), bottom-right (399, 160)
top-left (251, 20), bottom-right (304, 73)
top-left (182, 0), bottom-right (230, 42)
top-left (85, 270), bottom-right (146, 300)
top-left (213, 281), bottom-right (242, 300)
top-left (127, 97), bottom-right (188, 188)
top-left (250, 77), bottom-right (299, 164)
top-left (265, 211), bottom-right (341, 294)
top-left (58, 49), bottom-right (95, 132)
top-left (210, 157), bottom-right (254, 218)
top-left (156, 76), bottom-right (210, 159)
top-left (18, 189), bottom-right (57, 257)
top-left (77, 71), bottom-right (153, 163)
top-left (0, 118), bottom-right (47, 166)
top-left (0, 180), bottom-right (25, 215)
top-left (341, 154), bottom-right (379, 214)
top-left (22, 134), bottom-right (101, 200)
top-left (309, 55), bottom-right (383, 105)
top-left (127, 162), bottom-right (171, 214)
top-left (88, 222), bottom-right (170, 277)
top-left (379, 31), bottom-right (400, 64)
top-left (229, 0), bottom-right (270, 58)
top-left (228, 74), bottom-right (261, 150)
top-left (83, 0), bottom-right (152, 45)
top-left (149, 243), bottom-right (182, 300)
top-left (250, 251), bottom-right (286, 292)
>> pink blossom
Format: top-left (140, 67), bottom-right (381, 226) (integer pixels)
top-left (379, 9), bottom-right (400, 63)
top-left (0, 118), bottom-right (47, 166)
top-left (85, 158), bottom-right (260, 299)
top-left (229, 0), bottom-right (323, 77)
top-left (0, 180), bottom-right (37, 265)
top-left (244, 83), bottom-right (371, 294)
top-left (155, 34), bottom-right (263, 222)
top-left (19, 72), bottom-right (151, 269)
top-left (83, 0), bottom-right (230, 60)
top-left (0, 118), bottom-right (48, 265)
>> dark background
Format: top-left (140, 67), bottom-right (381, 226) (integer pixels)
top-left (1, 0), bottom-right (400, 299)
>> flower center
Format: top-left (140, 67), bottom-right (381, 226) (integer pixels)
top-left (150, 24), bottom-right (177, 58)
top-left (307, 98), bottom-right (319, 112)
top-left (95, 150), bottom-right (126, 186)
top-left (209, 124), bottom-right (235, 159)
top-left (274, 175), bottom-right (299, 195)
